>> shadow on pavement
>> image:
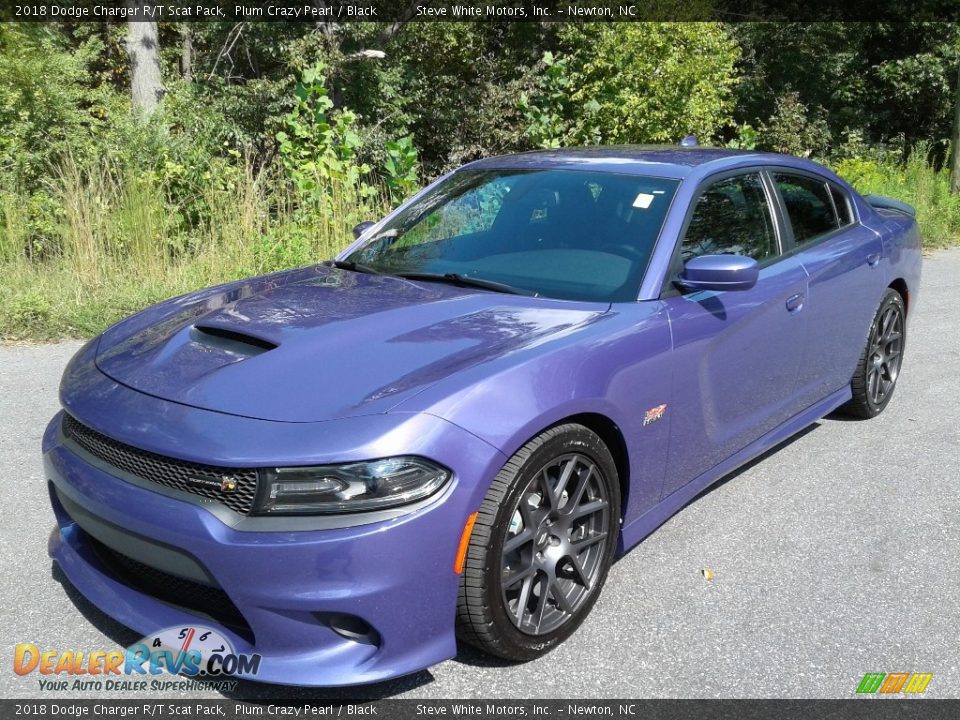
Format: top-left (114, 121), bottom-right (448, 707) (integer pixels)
top-left (685, 421), bottom-right (821, 506)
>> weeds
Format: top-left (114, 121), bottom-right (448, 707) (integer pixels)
top-left (2, 143), bottom-right (958, 341)
top-left (834, 142), bottom-right (960, 249)
top-left (0, 154), bottom-right (386, 340)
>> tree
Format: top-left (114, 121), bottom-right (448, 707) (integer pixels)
top-left (733, 23), bottom-right (960, 154)
top-left (560, 23), bottom-right (740, 145)
top-left (124, 2), bottom-right (164, 115)
top-left (180, 24), bottom-right (193, 83)
top-left (0, 25), bottom-right (101, 181)
top-left (952, 62), bottom-right (960, 193)
top-left (388, 23), bottom-right (550, 172)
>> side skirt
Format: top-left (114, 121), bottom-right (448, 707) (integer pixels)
top-left (617, 386), bottom-right (852, 555)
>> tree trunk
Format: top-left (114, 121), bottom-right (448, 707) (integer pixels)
top-left (180, 24), bottom-right (193, 82)
top-left (125, 4), bottom-right (164, 116)
top-left (952, 61), bottom-right (960, 193)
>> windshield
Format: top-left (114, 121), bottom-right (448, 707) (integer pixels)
top-left (346, 168), bottom-right (680, 302)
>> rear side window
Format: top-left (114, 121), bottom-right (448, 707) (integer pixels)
top-left (682, 173), bottom-right (778, 262)
top-left (773, 173), bottom-right (842, 243)
top-left (831, 185), bottom-right (854, 227)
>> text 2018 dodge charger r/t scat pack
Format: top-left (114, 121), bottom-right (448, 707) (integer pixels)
top-left (44, 147), bottom-right (921, 686)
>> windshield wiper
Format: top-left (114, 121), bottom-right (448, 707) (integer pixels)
top-left (395, 272), bottom-right (534, 296)
top-left (328, 262), bottom-right (532, 296)
top-left (326, 259), bottom-right (385, 276)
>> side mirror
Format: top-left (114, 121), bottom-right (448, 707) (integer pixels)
top-left (677, 254), bottom-right (759, 292)
top-left (352, 221), bottom-right (376, 239)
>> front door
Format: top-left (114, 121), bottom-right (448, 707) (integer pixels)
top-left (660, 171), bottom-right (810, 498)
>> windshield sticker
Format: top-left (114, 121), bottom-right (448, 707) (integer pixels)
top-left (632, 192), bottom-right (655, 209)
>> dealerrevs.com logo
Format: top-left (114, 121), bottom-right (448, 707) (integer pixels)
top-left (14, 625), bottom-right (261, 692)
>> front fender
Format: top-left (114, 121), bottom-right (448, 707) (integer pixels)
top-left (397, 301), bottom-right (676, 522)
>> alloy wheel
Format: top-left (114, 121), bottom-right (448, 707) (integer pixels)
top-left (499, 453), bottom-right (611, 636)
top-left (867, 302), bottom-right (904, 405)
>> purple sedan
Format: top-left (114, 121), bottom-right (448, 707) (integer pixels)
top-left (44, 147), bottom-right (921, 685)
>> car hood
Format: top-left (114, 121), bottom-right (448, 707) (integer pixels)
top-left (95, 265), bottom-right (608, 422)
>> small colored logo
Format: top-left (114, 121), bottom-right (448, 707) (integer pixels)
top-left (220, 476), bottom-right (237, 492)
top-left (643, 403), bottom-right (667, 426)
top-left (14, 625), bottom-right (261, 690)
top-left (856, 672), bottom-right (932, 695)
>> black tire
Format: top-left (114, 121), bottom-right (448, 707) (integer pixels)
top-left (841, 288), bottom-right (906, 419)
top-left (456, 424), bottom-right (621, 661)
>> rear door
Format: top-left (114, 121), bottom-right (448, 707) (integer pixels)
top-left (768, 171), bottom-right (885, 408)
top-left (660, 170), bottom-right (810, 498)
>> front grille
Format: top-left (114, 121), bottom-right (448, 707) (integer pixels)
top-left (87, 535), bottom-right (254, 643)
top-left (62, 414), bottom-right (259, 515)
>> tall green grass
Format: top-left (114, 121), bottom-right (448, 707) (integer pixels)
top-left (2, 144), bottom-right (958, 341)
top-left (834, 142), bottom-right (960, 249)
top-left (0, 157), bottom-right (386, 340)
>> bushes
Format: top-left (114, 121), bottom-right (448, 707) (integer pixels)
top-left (834, 142), bottom-right (960, 249)
top-left (0, 47), bottom-right (398, 340)
top-left (1, 21), bottom-right (958, 341)
top-left (756, 92), bottom-right (832, 158)
top-left (0, 154), bottom-right (387, 340)
top-left (0, 58), bottom-right (392, 339)
top-left (383, 136), bottom-right (420, 202)
top-left (0, 26), bottom-right (105, 184)
top-left (560, 23), bottom-right (740, 145)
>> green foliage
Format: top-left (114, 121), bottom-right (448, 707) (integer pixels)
top-left (383, 135), bottom-right (420, 202)
top-left (733, 23), bottom-right (960, 151)
top-left (834, 142), bottom-right (960, 249)
top-left (9, 290), bottom-right (52, 330)
top-left (390, 23), bottom-right (545, 172)
top-left (276, 63), bottom-right (373, 207)
top-left (0, 25), bottom-right (112, 254)
top-left (0, 25), bottom-right (105, 180)
top-left (2, 19), bottom-right (960, 340)
top-left (518, 52), bottom-right (572, 149)
top-left (725, 123), bottom-right (757, 151)
top-left (560, 23), bottom-right (740, 144)
top-left (756, 92), bottom-right (832, 158)
top-left (0, 152), bottom-right (388, 340)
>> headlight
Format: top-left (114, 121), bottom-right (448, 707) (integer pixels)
top-left (256, 456), bottom-right (450, 515)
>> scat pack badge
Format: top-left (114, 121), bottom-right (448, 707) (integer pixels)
top-left (643, 403), bottom-right (667, 426)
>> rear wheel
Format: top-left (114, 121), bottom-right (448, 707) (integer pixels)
top-left (456, 424), bottom-right (621, 661)
top-left (842, 288), bottom-right (906, 418)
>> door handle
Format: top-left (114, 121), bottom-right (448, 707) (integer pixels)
top-left (866, 252), bottom-right (881, 267)
top-left (786, 293), bottom-right (804, 312)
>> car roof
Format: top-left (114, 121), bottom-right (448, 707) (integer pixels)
top-left (463, 145), bottom-right (826, 181)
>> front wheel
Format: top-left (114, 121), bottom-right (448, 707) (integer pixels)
top-left (456, 424), bottom-right (621, 661)
top-left (842, 288), bottom-right (906, 418)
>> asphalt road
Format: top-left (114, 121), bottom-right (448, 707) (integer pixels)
top-left (2, 248), bottom-right (959, 701)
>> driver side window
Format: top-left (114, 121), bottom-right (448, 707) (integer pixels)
top-left (682, 173), bottom-right (778, 262)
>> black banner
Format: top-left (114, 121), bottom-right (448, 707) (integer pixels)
top-left (3, 700), bottom-right (960, 720)
top-left (2, 0), bottom-right (960, 23)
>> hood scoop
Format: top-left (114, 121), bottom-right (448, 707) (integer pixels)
top-left (94, 265), bottom-right (609, 422)
top-left (190, 324), bottom-right (278, 357)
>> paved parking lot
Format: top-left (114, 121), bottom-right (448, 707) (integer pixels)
top-left (2, 248), bottom-right (958, 700)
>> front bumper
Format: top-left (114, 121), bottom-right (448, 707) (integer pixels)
top-left (43, 405), bottom-right (505, 687)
